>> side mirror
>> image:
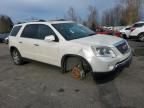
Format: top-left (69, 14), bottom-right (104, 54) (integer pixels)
top-left (44, 35), bottom-right (55, 42)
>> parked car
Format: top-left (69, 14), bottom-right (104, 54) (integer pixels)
top-left (119, 26), bottom-right (131, 39)
top-left (4, 37), bottom-right (9, 44)
top-left (96, 27), bottom-right (112, 35)
top-left (114, 31), bottom-right (122, 38)
top-left (129, 21), bottom-right (144, 41)
top-left (96, 27), bottom-right (122, 37)
top-left (9, 20), bottom-right (132, 80)
top-left (107, 27), bottom-right (113, 31)
top-left (0, 35), bottom-right (8, 43)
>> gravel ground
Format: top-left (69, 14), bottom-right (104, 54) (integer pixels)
top-left (0, 40), bottom-right (144, 108)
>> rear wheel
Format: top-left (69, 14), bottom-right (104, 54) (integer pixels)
top-left (138, 33), bottom-right (144, 42)
top-left (11, 49), bottom-right (24, 65)
top-left (122, 34), bottom-right (127, 39)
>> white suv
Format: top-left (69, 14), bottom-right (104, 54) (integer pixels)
top-left (129, 21), bottom-right (144, 41)
top-left (9, 20), bottom-right (132, 79)
top-left (119, 26), bottom-right (131, 39)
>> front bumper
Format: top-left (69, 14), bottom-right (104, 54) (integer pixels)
top-left (112, 53), bottom-right (132, 72)
top-left (88, 51), bottom-right (132, 73)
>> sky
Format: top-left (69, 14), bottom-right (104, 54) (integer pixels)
top-left (140, 4), bottom-right (144, 20)
top-left (0, 0), bottom-right (119, 23)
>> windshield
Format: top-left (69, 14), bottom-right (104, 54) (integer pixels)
top-left (133, 23), bottom-right (144, 27)
top-left (52, 23), bottom-right (95, 40)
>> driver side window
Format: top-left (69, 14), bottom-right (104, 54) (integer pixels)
top-left (37, 24), bottom-right (56, 40)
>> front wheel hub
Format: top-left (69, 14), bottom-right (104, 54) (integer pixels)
top-left (71, 65), bottom-right (85, 80)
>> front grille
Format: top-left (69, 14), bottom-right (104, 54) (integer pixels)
top-left (116, 41), bottom-right (129, 54)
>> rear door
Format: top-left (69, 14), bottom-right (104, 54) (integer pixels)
top-left (18, 24), bottom-right (40, 60)
top-left (18, 24), bottom-right (60, 65)
top-left (9, 25), bottom-right (22, 49)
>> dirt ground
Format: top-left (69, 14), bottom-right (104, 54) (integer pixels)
top-left (0, 40), bottom-right (144, 108)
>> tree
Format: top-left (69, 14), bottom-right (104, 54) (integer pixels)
top-left (0, 15), bottom-right (13, 33)
top-left (101, 8), bottom-right (116, 26)
top-left (87, 5), bottom-right (98, 31)
top-left (67, 7), bottom-right (78, 22)
top-left (120, 0), bottom-right (141, 24)
top-left (101, 0), bottom-right (143, 26)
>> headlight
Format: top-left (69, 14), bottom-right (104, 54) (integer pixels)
top-left (92, 46), bottom-right (117, 58)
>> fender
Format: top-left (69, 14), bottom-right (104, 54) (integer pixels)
top-left (61, 54), bottom-right (92, 73)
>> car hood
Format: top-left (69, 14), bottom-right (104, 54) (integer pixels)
top-left (71, 34), bottom-right (124, 47)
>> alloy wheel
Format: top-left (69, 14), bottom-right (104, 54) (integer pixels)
top-left (12, 50), bottom-right (20, 64)
top-left (139, 34), bottom-right (144, 42)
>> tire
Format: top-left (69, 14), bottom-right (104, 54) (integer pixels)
top-left (11, 49), bottom-right (24, 65)
top-left (122, 34), bottom-right (127, 39)
top-left (64, 57), bottom-right (88, 80)
top-left (138, 33), bottom-right (144, 42)
top-left (5, 40), bottom-right (8, 44)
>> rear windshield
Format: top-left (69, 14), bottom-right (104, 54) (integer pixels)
top-left (10, 26), bottom-right (22, 36)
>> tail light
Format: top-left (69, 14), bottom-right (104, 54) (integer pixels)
top-left (131, 28), bottom-right (136, 32)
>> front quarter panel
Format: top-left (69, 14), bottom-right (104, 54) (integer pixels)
top-left (58, 41), bottom-right (93, 66)
top-left (58, 40), bottom-right (132, 73)
top-left (130, 27), bottom-right (144, 36)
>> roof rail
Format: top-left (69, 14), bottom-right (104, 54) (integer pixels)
top-left (32, 19), bottom-right (46, 22)
top-left (56, 19), bottom-right (67, 21)
top-left (17, 22), bottom-right (26, 24)
top-left (16, 19), bottom-right (46, 24)
top-left (49, 19), bottom-right (67, 21)
top-left (16, 19), bottom-right (68, 24)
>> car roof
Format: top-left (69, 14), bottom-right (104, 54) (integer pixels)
top-left (135, 21), bottom-right (144, 24)
top-left (14, 20), bottom-right (74, 27)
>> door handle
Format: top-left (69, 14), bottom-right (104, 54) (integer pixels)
top-left (19, 41), bottom-right (23, 44)
top-left (33, 44), bottom-right (39, 46)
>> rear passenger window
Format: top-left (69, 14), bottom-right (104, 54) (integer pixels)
top-left (21, 24), bottom-right (57, 40)
top-left (21, 24), bottom-right (39, 38)
top-left (10, 26), bottom-right (22, 36)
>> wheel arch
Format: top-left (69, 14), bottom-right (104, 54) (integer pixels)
top-left (61, 54), bottom-right (92, 73)
top-left (138, 32), bottom-right (144, 37)
top-left (122, 34), bottom-right (127, 39)
top-left (10, 46), bottom-right (24, 65)
top-left (10, 46), bottom-right (19, 53)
